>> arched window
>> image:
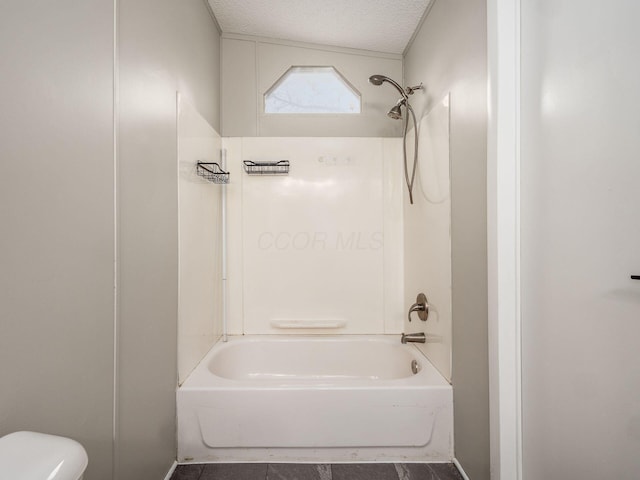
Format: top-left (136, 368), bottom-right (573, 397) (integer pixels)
top-left (264, 66), bottom-right (361, 114)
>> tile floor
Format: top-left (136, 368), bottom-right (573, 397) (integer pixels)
top-left (170, 463), bottom-right (464, 480)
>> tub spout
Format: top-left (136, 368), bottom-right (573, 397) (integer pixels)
top-left (401, 332), bottom-right (426, 344)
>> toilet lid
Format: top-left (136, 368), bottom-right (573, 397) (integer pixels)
top-left (0, 431), bottom-right (88, 480)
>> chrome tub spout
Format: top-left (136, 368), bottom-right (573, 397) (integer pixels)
top-left (401, 332), bottom-right (426, 344)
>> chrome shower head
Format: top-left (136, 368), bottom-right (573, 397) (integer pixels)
top-left (370, 74), bottom-right (422, 206)
top-left (368, 74), bottom-right (407, 99)
top-left (368, 74), bottom-right (387, 86)
top-left (387, 99), bottom-right (405, 120)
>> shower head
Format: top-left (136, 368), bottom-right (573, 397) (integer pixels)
top-left (387, 98), bottom-right (405, 120)
top-left (370, 74), bottom-right (422, 206)
top-left (368, 74), bottom-right (387, 86)
top-left (368, 74), bottom-right (407, 99)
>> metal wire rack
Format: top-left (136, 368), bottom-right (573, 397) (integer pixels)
top-left (243, 160), bottom-right (290, 176)
top-left (196, 162), bottom-right (229, 184)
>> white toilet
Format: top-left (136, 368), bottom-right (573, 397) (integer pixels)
top-left (0, 431), bottom-right (88, 480)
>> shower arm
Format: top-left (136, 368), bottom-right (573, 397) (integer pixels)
top-left (383, 80), bottom-right (422, 99)
top-left (369, 75), bottom-right (423, 99)
top-left (405, 83), bottom-right (424, 96)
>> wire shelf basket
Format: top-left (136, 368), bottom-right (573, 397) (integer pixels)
top-left (196, 162), bottom-right (229, 184)
top-left (243, 160), bottom-right (290, 176)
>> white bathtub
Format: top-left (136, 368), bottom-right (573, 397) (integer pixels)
top-left (177, 335), bottom-right (453, 463)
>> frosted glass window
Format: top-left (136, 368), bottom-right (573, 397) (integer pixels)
top-left (264, 66), bottom-right (361, 114)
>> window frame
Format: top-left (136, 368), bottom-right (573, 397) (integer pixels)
top-left (263, 65), bottom-right (362, 115)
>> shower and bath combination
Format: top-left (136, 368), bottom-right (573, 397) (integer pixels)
top-left (369, 74), bottom-right (423, 204)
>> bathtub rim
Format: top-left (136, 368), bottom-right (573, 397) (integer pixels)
top-left (179, 334), bottom-right (451, 389)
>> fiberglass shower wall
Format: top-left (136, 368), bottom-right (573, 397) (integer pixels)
top-left (224, 137), bottom-right (404, 335)
top-left (177, 94), bottom-right (224, 384)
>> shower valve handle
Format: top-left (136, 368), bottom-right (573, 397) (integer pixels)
top-left (408, 293), bottom-right (429, 322)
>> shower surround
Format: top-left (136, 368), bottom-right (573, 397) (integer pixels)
top-left (177, 135), bottom-right (453, 462)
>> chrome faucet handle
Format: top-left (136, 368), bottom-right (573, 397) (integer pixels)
top-left (408, 293), bottom-right (429, 322)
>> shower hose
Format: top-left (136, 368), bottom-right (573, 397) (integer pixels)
top-left (403, 103), bottom-right (419, 204)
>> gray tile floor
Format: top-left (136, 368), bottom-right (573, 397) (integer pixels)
top-left (170, 463), bottom-right (464, 480)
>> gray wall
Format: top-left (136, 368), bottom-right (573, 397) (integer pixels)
top-left (221, 35), bottom-right (403, 137)
top-left (0, 1), bottom-right (116, 479)
top-left (116, 0), bottom-right (220, 478)
top-left (520, 1), bottom-right (640, 478)
top-left (403, 0), bottom-right (489, 478)
top-left (0, 0), bottom-right (220, 479)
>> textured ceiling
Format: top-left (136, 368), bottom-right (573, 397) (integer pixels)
top-left (208, 0), bottom-right (430, 54)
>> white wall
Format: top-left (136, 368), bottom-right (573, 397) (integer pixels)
top-left (404, 0), bottom-right (489, 477)
top-left (520, 1), bottom-right (640, 478)
top-left (224, 137), bottom-right (404, 335)
top-left (221, 35), bottom-right (403, 137)
top-left (177, 95), bottom-right (223, 385)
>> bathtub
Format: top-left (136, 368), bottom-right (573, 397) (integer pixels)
top-left (177, 335), bottom-right (453, 463)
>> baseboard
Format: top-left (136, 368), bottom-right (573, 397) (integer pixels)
top-left (453, 458), bottom-right (470, 480)
top-left (163, 461), bottom-right (177, 480)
